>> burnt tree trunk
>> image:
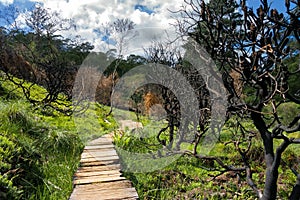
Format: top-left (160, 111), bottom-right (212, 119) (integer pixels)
top-left (252, 110), bottom-right (278, 200)
top-left (289, 174), bottom-right (300, 200)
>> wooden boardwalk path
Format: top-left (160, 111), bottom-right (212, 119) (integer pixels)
top-left (69, 134), bottom-right (139, 200)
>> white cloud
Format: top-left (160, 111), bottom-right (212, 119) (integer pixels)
top-left (0, 0), bottom-right (14, 6)
top-left (35, 0), bottom-right (185, 54)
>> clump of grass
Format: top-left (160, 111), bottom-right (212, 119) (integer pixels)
top-left (0, 98), bottom-right (84, 199)
top-left (72, 103), bottom-right (117, 143)
top-left (0, 101), bottom-right (44, 199)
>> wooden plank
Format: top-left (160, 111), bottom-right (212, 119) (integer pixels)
top-left (75, 169), bottom-right (121, 178)
top-left (86, 141), bottom-right (113, 146)
top-left (83, 145), bottom-right (113, 150)
top-left (70, 187), bottom-right (138, 200)
top-left (87, 137), bottom-right (113, 145)
top-left (70, 134), bottom-right (138, 199)
top-left (73, 180), bottom-right (133, 190)
top-left (81, 150), bottom-right (118, 158)
top-left (81, 153), bottom-right (116, 158)
top-left (70, 195), bottom-right (137, 200)
top-left (73, 175), bottom-right (126, 185)
top-left (80, 154), bottom-right (118, 160)
top-left (81, 153), bottom-right (118, 160)
top-left (83, 148), bottom-right (116, 153)
top-left (76, 164), bottom-right (121, 173)
top-left (79, 160), bottom-right (119, 167)
top-left (72, 188), bottom-right (138, 200)
top-left (80, 155), bottom-right (119, 163)
top-left (71, 190), bottom-right (138, 200)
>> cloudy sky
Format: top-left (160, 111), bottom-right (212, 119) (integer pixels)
top-left (0, 0), bottom-right (286, 54)
top-left (0, 0), bottom-right (187, 54)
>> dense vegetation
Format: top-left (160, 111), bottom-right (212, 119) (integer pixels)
top-left (0, 78), bottom-right (117, 199)
top-left (114, 112), bottom-right (300, 199)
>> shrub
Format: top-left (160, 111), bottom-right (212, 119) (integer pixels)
top-left (276, 102), bottom-right (300, 126)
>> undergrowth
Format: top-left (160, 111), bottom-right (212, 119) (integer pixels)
top-left (114, 116), bottom-right (300, 200)
top-left (0, 78), bottom-right (116, 199)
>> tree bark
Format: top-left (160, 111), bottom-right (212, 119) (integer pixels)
top-left (289, 174), bottom-right (300, 200)
top-left (261, 168), bottom-right (279, 200)
top-left (251, 111), bottom-right (278, 200)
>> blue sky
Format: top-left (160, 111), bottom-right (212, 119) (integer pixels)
top-left (0, 0), bottom-right (293, 53)
top-left (134, 4), bottom-right (155, 15)
top-left (0, 0), bottom-right (35, 11)
top-left (1, 0), bottom-right (182, 52)
top-left (0, 0), bottom-right (290, 24)
top-left (0, 0), bottom-right (288, 22)
top-left (248, 0), bottom-right (286, 13)
top-left (0, 0), bottom-right (35, 26)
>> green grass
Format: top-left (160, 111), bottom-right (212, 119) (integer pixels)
top-left (0, 78), bottom-right (117, 199)
top-left (113, 115), bottom-right (300, 200)
top-left (0, 99), bottom-right (82, 199)
top-left (73, 103), bottom-right (117, 143)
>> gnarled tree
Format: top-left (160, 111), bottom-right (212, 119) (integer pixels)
top-left (0, 4), bottom-right (93, 114)
top-left (177, 0), bottom-right (300, 199)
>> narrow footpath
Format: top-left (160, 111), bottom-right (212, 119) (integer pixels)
top-left (69, 133), bottom-right (139, 200)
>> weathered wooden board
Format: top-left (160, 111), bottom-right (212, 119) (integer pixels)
top-left (81, 150), bottom-right (118, 158)
top-left (75, 169), bottom-right (121, 178)
top-left (85, 141), bottom-right (113, 146)
top-left (70, 187), bottom-right (138, 200)
top-left (87, 138), bottom-right (113, 145)
top-left (79, 160), bottom-right (119, 167)
top-left (73, 180), bottom-right (133, 191)
top-left (76, 164), bottom-right (121, 173)
top-left (69, 134), bottom-right (138, 200)
top-left (82, 148), bottom-right (117, 154)
top-left (80, 155), bottom-right (120, 163)
top-left (73, 175), bottom-right (126, 185)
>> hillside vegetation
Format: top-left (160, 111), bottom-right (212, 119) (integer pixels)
top-left (0, 78), bottom-right (116, 199)
top-left (113, 114), bottom-right (300, 199)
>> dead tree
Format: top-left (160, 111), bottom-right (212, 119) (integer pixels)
top-left (143, 41), bottom-right (211, 151)
top-left (177, 0), bottom-right (300, 199)
top-left (0, 5), bottom-right (92, 114)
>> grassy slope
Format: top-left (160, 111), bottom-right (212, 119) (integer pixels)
top-left (114, 113), bottom-right (300, 199)
top-left (0, 79), bottom-right (116, 199)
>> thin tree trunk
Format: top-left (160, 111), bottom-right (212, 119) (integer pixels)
top-left (289, 175), bottom-right (300, 200)
top-left (251, 111), bottom-right (278, 200)
top-left (261, 168), bottom-right (279, 200)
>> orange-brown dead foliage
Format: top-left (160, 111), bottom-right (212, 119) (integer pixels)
top-left (143, 91), bottom-right (162, 115)
top-left (230, 69), bottom-right (243, 97)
